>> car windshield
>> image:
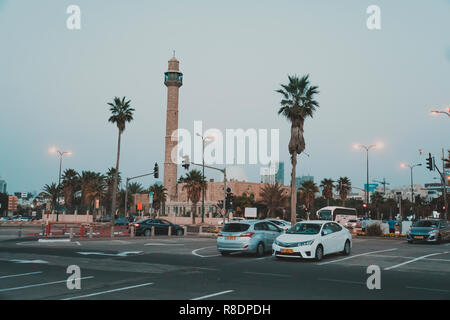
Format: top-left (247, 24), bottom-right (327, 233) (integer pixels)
top-left (270, 220), bottom-right (283, 226)
top-left (413, 220), bottom-right (439, 228)
top-left (222, 223), bottom-right (250, 232)
top-left (287, 223), bottom-right (322, 235)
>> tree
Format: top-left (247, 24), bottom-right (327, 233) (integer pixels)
top-left (335, 177), bottom-right (352, 206)
top-left (61, 169), bottom-right (80, 214)
top-left (371, 191), bottom-right (384, 220)
top-left (299, 180), bottom-right (319, 220)
top-left (179, 170), bottom-right (206, 225)
top-left (42, 183), bottom-right (60, 212)
top-left (80, 171), bottom-right (105, 214)
top-left (233, 192), bottom-right (256, 217)
top-left (259, 183), bottom-right (289, 218)
top-left (108, 96), bottom-right (135, 223)
top-left (320, 178), bottom-right (334, 206)
top-left (105, 167), bottom-right (121, 214)
top-left (277, 74), bottom-right (320, 225)
top-left (128, 182), bottom-right (144, 194)
top-left (148, 184), bottom-right (168, 217)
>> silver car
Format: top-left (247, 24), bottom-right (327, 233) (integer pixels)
top-left (217, 220), bottom-right (283, 256)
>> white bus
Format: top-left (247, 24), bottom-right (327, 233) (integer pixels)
top-left (316, 206), bottom-right (357, 224)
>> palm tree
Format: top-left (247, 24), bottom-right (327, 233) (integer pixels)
top-left (105, 167), bottom-right (121, 214)
top-left (179, 170), bottom-right (206, 224)
top-left (259, 183), bottom-right (289, 218)
top-left (277, 75), bottom-right (319, 225)
top-left (320, 178), bottom-right (334, 206)
top-left (299, 180), bottom-right (319, 220)
top-left (61, 169), bottom-right (80, 214)
top-left (80, 171), bottom-right (105, 213)
top-left (108, 96), bottom-right (135, 223)
top-left (148, 184), bottom-right (168, 217)
top-left (336, 177), bottom-right (352, 206)
top-left (371, 191), bottom-right (384, 220)
top-left (128, 182), bottom-right (144, 194)
top-left (42, 183), bottom-right (60, 212)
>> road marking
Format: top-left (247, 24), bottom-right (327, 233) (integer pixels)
top-left (144, 243), bottom-right (184, 246)
top-left (0, 271), bottom-right (43, 279)
top-left (76, 251), bottom-right (143, 257)
top-left (0, 276), bottom-right (94, 293)
top-left (243, 272), bottom-right (291, 278)
top-left (38, 239), bottom-right (71, 243)
top-left (62, 282), bottom-right (154, 300)
top-left (384, 252), bottom-right (448, 270)
top-left (192, 246), bottom-right (221, 258)
top-left (317, 248), bottom-right (398, 265)
top-left (190, 290), bottom-right (234, 300)
top-left (9, 259), bottom-right (49, 264)
top-left (406, 286), bottom-right (450, 293)
top-left (318, 278), bottom-right (365, 285)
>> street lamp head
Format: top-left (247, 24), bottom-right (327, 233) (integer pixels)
top-left (49, 147), bottom-right (57, 154)
top-left (205, 136), bottom-right (215, 141)
top-left (400, 163), bottom-right (408, 168)
top-left (353, 143), bottom-right (361, 150)
top-left (66, 151), bottom-right (72, 156)
top-left (375, 142), bottom-right (384, 149)
top-left (431, 110), bottom-right (439, 115)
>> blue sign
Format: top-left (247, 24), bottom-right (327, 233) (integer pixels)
top-left (364, 184), bottom-right (379, 192)
top-left (149, 192), bottom-right (154, 204)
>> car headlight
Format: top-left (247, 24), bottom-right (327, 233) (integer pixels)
top-left (274, 239), bottom-right (281, 246)
top-left (428, 230), bottom-right (438, 235)
top-left (297, 240), bottom-right (315, 246)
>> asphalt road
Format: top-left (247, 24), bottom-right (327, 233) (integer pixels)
top-left (0, 233), bottom-right (449, 300)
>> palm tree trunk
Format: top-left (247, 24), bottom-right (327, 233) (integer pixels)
top-left (111, 130), bottom-right (122, 225)
top-left (192, 203), bottom-right (196, 225)
top-left (290, 153), bottom-right (297, 225)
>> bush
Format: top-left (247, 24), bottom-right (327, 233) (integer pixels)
top-left (366, 223), bottom-right (383, 236)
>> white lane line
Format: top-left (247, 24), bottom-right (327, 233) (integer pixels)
top-left (0, 276), bottom-right (94, 293)
top-left (406, 286), bottom-right (450, 293)
top-left (144, 243), bottom-right (184, 246)
top-left (0, 271), bottom-right (43, 279)
top-left (38, 239), bottom-right (71, 243)
top-left (318, 278), bottom-right (365, 285)
top-left (384, 252), bottom-right (448, 271)
top-left (317, 248), bottom-right (398, 266)
top-left (190, 290), bottom-right (234, 300)
top-left (192, 246), bottom-right (221, 258)
top-left (10, 259), bottom-right (49, 264)
top-left (62, 282), bottom-right (154, 300)
top-left (243, 272), bottom-right (291, 278)
top-left (77, 251), bottom-right (143, 257)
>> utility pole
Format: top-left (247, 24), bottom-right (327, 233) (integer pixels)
top-left (373, 178), bottom-right (390, 195)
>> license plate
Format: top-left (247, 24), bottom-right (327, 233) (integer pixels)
top-left (415, 236), bottom-right (424, 239)
top-left (281, 248), bottom-right (294, 254)
top-left (226, 236), bottom-right (236, 240)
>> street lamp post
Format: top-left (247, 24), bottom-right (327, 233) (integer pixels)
top-left (49, 147), bottom-right (71, 220)
top-left (401, 163), bottom-right (422, 203)
top-left (196, 133), bottom-right (214, 224)
top-left (353, 142), bottom-right (383, 204)
top-left (430, 108), bottom-right (450, 118)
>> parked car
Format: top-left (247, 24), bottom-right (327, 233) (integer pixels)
top-left (217, 220), bottom-right (283, 256)
top-left (134, 218), bottom-right (184, 236)
top-left (18, 216), bottom-right (32, 222)
top-left (406, 219), bottom-right (450, 244)
top-left (0, 216), bottom-right (11, 221)
top-left (114, 217), bottom-right (132, 226)
top-left (272, 220), bottom-right (352, 261)
top-left (264, 218), bottom-right (291, 231)
top-left (344, 219), bottom-right (361, 230)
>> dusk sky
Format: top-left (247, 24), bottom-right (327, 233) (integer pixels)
top-left (0, 0), bottom-right (449, 194)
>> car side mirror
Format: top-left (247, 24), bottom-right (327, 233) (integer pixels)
top-left (321, 231), bottom-right (325, 236)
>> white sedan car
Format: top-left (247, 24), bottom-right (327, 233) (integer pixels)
top-left (272, 220), bottom-right (352, 261)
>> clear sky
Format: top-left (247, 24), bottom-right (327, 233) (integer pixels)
top-left (0, 0), bottom-right (449, 194)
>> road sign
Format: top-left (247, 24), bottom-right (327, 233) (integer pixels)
top-left (149, 192), bottom-right (154, 204)
top-left (221, 208), bottom-right (226, 215)
top-left (244, 207), bottom-right (257, 218)
top-left (364, 183), bottom-right (379, 192)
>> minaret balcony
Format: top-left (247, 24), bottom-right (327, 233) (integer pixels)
top-left (164, 72), bottom-right (183, 87)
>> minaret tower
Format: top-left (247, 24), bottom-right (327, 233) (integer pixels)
top-left (163, 55), bottom-right (183, 201)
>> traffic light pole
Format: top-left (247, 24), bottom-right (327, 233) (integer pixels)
top-left (182, 159), bottom-right (227, 225)
top-left (433, 149), bottom-right (448, 220)
top-left (124, 164), bottom-right (159, 218)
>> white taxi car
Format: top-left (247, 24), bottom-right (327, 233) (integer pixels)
top-left (272, 220), bottom-right (352, 261)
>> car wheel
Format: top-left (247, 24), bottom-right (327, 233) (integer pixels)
top-left (177, 229), bottom-right (183, 236)
top-left (342, 240), bottom-right (351, 256)
top-left (256, 242), bottom-right (264, 257)
top-left (407, 240), bottom-right (413, 244)
top-left (315, 245), bottom-right (324, 261)
top-left (436, 235), bottom-right (442, 245)
top-left (220, 251), bottom-right (230, 256)
top-left (144, 229), bottom-right (151, 237)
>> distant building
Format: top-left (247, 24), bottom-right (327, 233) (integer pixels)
top-left (296, 175), bottom-right (314, 188)
top-left (0, 177), bottom-right (7, 194)
top-left (260, 161), bottom-right (284, 185)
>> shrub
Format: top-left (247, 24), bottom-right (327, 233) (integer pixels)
top-left (366, 223), bottom-right (383, 236)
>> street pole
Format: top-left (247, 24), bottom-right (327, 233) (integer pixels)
top-left (223, 169), bottom-right (227, 226)
top-left (442, 148), bottom-right (448, 220)
top-left (124, 178), bottom-right (130, 217)
top-left (202, 139), bottom-right (205, 224)
top-left (366, 148), bottom-right (369, 204)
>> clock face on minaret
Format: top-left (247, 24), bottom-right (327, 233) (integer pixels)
top-left (164, 57), bottom-right (183, 202)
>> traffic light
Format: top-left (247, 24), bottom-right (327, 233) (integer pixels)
top-left (362, 203), bottom-right (367, 209)
top-left (153, 163), bottom-right (159, 179)
top-left (225, 188), bottom-right (233, 208)
top-left (426, 153), bottom-right (434, 171)
top-left (182, 156), bottom-right (190, 170)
